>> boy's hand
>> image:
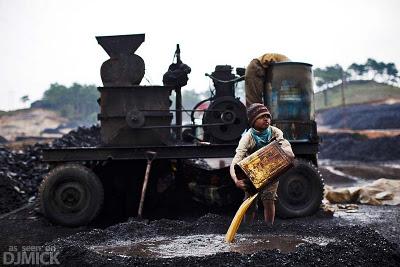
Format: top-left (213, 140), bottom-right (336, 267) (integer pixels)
top-left (235, 179), bottom-right (248, 191)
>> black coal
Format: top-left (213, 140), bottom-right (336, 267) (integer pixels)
top-left (319, 132), bottom-right (400, 161)
top-left (317, 102), bottom-right (400, 130)
top-left (46, 214), bottom-right (400, 266)
top-left (0, 125), bottom-right (100, 214)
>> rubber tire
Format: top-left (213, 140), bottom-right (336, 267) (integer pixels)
top-left (276, 159), bottom-right (324, 218)
top-left (39, 164), bottom-right (104, 227)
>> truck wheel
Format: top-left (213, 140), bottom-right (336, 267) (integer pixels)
top-left (276, 159), bottom-right (324, 218)
top-left (39, 164), bottom-right (104, 227)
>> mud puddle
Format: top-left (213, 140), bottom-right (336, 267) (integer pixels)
top-left (45, 214), bottom-right (400, 266)
top-left (90, 234), bottom-right (334, 258)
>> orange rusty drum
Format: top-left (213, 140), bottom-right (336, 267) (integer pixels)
top-left (234, 141), bottom-right (293, 190)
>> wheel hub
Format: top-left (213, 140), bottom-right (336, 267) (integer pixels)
top-left (287, 176), bottom-right (309, 202)
top-left (55, 182), bottom-right (86, 212)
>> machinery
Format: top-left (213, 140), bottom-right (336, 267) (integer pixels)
top-left (39, 34), bottom-right (324, 226)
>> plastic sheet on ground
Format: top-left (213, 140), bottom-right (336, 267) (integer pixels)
top-left (325, 178), bottom-right (400, 205)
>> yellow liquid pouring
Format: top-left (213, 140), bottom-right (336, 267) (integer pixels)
top-left (225, 193), bottom-right (258, 243)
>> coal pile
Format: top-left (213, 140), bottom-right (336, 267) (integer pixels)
top-left (0, 145), bottom-right (49, 213)
top-left (0, 169), bottom-right (25, 214)
top-left (51, 124), bottom-right (100, 148)
top-left (317, 102), bottom-right (400, 130)
top-left (46, 214), bottom-right (400, 266)
top-left (0, 135), bottom-right (7, 143)
top-left (0, 125), bottom-right (101, 214)
top-left (319, 132), bottom-right (400, 161)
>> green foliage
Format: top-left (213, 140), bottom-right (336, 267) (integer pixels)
top-left (348, 63), bottom-right (366, 76)
top-left (315, 59), bottom-right (399, 90)
top-left (366, 58), bottom-right (385, 79)
top-left (39, 83), bottom-right (99, 124)
top-left (20, 95), bottom-right (30, 103)
top-left (314, 64), bottom-right (344, 82)
top-left (314, 64), bottom-right (346, 89)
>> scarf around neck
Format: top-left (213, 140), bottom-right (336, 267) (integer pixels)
top-left (251, 127), bottom-right (272, 150)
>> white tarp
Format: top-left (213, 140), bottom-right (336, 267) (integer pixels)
top-left (325, 178), bottom-right (400, 205)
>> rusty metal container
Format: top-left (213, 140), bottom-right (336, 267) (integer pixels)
top-left (234, 141), bottom-right (293, 190)
top-left (265, 62), bottom-right (317, 141)
top-left (266, 62), bottom-right (314, 121)
top-left (98, 86), bottom-right (173, 146)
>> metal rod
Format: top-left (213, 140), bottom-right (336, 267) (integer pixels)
top-left (138, 109), bottom-right (226, 112)
top-left (175, 87), bottom-right (182, 140)
top-left (136, 122), bottom-right (234, 129)
top-left (205, 73), bottom-right (245, 83)
top-left (137, 151), bottom-right (157, 218)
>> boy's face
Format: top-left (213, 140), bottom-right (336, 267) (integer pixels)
top-left (253, 114), bottom-right (271, 131)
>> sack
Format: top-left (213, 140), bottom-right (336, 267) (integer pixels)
top-left (162, 63), bottom-right (191, 87)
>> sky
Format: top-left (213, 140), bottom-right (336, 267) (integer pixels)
top-left (0, 0), bottom-right (399, 111)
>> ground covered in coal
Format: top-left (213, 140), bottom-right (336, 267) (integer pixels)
top-left (316, 100), bottom-right (400, 161)
top-left (319, 132), bottom-right (400, 161)
top-left (0, 125), bottom-right (100, 214)
top-left (316, 102), bottom-right (400, 130)
top-left (45, 213), bottom-right (400, 266)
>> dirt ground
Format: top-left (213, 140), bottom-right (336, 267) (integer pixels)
top-left (0, 162), bottom-right (399, 266)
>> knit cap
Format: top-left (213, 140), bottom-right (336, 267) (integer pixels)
top-left (247, 103), bottom-right (271, 126)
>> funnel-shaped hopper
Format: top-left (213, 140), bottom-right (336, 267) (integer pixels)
top-left (96, 34), bottom-right (145, 57)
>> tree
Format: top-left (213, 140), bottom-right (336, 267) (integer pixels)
top-left (38, 83), bottom-right (100, 125)
top-left (385, 63), bottom-right (399, 84)
top-left (366, 58), bottom-right (386, 80)
top-left (317, 59), bottom-right (399, 86)
top-left (363, 59), bottom-right (399, 84)
top-left (20, 95), bottom-right (30, 104)
top-left (348, 63), bottom-right (367, 79)
top-left (314, 64), bottom-right (347, 90)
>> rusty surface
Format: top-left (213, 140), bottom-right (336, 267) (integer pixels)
top-left (235, 141), bottom-right (293, 189)
top-left (98, 86), bottom-right (173, 146)
top-left (96, 34), bottom-right (145, 86)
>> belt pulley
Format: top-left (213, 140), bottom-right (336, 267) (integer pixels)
top-left (202, 96), bottom-right (248, 141)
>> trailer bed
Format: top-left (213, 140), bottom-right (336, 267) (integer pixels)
top-left (42, 140), bottom-right (318, 162)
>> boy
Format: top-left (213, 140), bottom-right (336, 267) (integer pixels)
top-left (230, 103), bottom-right (294, 225)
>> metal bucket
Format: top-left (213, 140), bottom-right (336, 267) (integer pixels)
top-left (234, 141), bottom-right (293, 190)
top-left (265, 62), bottom-right (314, 121)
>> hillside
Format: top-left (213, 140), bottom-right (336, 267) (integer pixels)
top-left (0, 108), bottom-right (70, 141)
top-left (315, 80), bottom-right (400, 110)
top-left (316, 100), bottom-right (400, 130)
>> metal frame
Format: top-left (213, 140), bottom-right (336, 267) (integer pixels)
top-left (42, 140), bottom-right (318, 162)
